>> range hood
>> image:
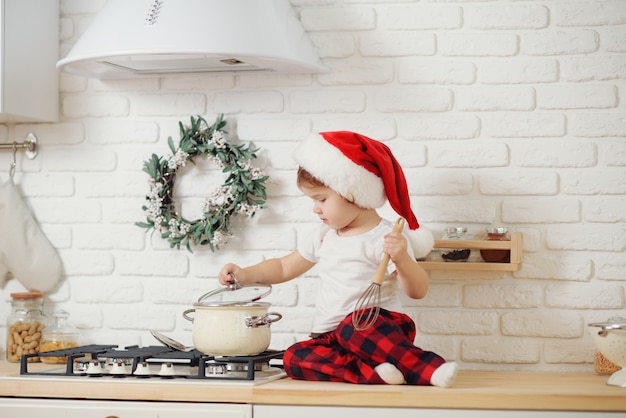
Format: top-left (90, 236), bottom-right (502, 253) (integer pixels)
top-left (57, 0), bottom-right (328, 78)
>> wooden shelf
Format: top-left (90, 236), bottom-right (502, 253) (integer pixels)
top-left (418, 232), bottom-right (522, 271)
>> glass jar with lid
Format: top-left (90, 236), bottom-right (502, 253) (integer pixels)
top-left (480, 227), bottom-right (511, 263)
top-left (40, 310), bottom-right (80, 364)
top-left (439, 227), bottom-right (471, 262)
top-left (6, 292), bottom-right (48, 363)
top-left (588, 316), bottom-right (625, 376)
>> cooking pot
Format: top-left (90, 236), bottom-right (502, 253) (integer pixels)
top-left (182, 283), bottom-right (282, 356)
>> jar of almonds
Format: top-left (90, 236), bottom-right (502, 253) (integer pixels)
top-left (6, 292), bottom-right (48, 363)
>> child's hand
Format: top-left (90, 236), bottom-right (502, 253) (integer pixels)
top-left (218, 263), bottom-right (244, 285)
top-left (383, 230), bottom-right (409, 263)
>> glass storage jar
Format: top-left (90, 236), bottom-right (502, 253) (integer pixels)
top-left (6, 292), bottom-right (47, 363)
top-left (589, 316), bottom-right (624, 375)
top-left (40, 310), bottom-right (80, 364)
top-left (480, 227), bottom-right (511, 263)
top-left (439, 227), bottom-right (470, 262)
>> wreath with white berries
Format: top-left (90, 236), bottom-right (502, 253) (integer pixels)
top-left (136, 114), bottom-right (268, 252)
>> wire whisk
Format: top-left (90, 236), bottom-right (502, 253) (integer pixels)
top-left (352, 218), bottom-right (405, 331)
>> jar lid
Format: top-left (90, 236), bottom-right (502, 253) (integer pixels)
top-left (196, 282), bottom-right (272, 306)
top-left (445, 227), bottom-right (467, 233)
top-left (588, 316), bottom-right (626, 330)
top-left (485, 227), bottom-right (508, 234)
top-left (10, 291), bottom-right (44, 300)
top-left (43, 310), bottom-right (79, 340)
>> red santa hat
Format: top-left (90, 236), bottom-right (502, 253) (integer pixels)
top-left (293, 131), bottom-right (434, 259)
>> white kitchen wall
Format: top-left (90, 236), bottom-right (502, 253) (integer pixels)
top-left (1, 0), bottom-right (625, 373)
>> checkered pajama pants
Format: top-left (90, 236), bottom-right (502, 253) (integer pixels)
top-left (283, 308), bottom-right (446, 385)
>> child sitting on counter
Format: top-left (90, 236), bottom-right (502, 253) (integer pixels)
top-left (219, 131), bottom-right (458, 387)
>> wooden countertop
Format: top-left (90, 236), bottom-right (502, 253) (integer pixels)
top-left (1, 361), bottom-right (625, 412)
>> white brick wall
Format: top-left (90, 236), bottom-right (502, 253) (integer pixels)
top-left (1, 0), bottom-right (625, 373)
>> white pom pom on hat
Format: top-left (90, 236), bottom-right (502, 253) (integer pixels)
top-left (293, 131), bottom-right (434, 259)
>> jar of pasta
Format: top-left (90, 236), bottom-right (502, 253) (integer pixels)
top-left (6, 292), bottom-right (48, 363)
top-left (40, 310), bottom-right (79, 364)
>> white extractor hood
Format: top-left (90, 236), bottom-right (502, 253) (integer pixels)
top-left (57, 0), bottom-right (328, 78)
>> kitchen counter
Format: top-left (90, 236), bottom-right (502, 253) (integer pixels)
top-left (1, 361), bottom-right (625, 412)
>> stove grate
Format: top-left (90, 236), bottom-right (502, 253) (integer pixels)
top-left (20, 345), bottom-right (284, 381)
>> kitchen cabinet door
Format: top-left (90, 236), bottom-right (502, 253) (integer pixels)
top-left (0, 398), bottom-right (252, 418)
top-left (254, 405), bottom-right (624, 418)
top-left (0, 0), bottom-right (58, 122)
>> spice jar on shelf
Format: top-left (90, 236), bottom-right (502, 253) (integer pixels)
top-left (480, 227), bottom-right (511, 263)
top-left (6, 292), bottom-right (48, 363)
top-left (40, 310), bottom-right (80, 364)
top-left (439, 227), bottom-right (471, 262)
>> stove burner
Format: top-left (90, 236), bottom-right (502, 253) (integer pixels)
top-left (20, 344), bottom-right (284, 382)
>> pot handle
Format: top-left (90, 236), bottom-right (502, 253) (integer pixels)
top-left (182, 308), bottom-right (195, 322)
top-left (245, 312), bottom-right (282, 328)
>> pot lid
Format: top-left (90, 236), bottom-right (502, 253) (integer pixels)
top-left (197, 282), bottom-right (271, 306)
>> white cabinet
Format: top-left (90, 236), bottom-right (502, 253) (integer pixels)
top-left (0, 0), bottom-right (58, 122)
top-left (254, 405), bottom-right (624, 418)
top-left (0, 398), bottom-right (252, 418)
top-left (1, 399), bottom-right (623, 417)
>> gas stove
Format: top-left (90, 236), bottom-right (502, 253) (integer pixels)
top-left (19, 344), bottom-right (286, 385)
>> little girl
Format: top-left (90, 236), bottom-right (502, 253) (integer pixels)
top-left (219, 131), bottom-right (458, 387)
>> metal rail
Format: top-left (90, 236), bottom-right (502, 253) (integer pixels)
top-left (0, 133), bottom-right (38, 160)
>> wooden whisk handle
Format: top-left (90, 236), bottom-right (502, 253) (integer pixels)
top-left (372, 218), bottom-right (405, 285)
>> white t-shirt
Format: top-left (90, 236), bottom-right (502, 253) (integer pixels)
top-left (297, 218), bottom-right (415, 334)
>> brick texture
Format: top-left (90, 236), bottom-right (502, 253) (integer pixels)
top-left (0, 0), bottom-right (624, 373)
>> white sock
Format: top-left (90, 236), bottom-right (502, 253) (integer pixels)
top-left (375, 362), bottom-right (406, 385)
top-left (430, 362), bottom-right (458, 388)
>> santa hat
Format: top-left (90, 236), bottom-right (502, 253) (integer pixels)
top-left (293, 131), bottom-right (434, 259)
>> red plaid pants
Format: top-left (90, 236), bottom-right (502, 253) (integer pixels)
top-left (283, 308), bottom-right (446, 385)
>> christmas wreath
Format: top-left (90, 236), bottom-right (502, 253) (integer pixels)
top-left (136, 114), bottom-right (268, 251)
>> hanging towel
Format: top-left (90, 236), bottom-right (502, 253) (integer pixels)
top-left (0, 178), bottom-right (63, 292)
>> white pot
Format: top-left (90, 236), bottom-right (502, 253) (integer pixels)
top-left (183, 302), bottom-right (282, 356)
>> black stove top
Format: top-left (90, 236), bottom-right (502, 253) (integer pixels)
top-left (20, 344), bottom-right (284, 382)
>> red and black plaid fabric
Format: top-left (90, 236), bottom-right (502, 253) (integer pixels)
top-left (283, 308), bottom-right (445, 385)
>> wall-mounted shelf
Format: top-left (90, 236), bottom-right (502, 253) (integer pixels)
top-left (418, 232), bottom-right (522, 272)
